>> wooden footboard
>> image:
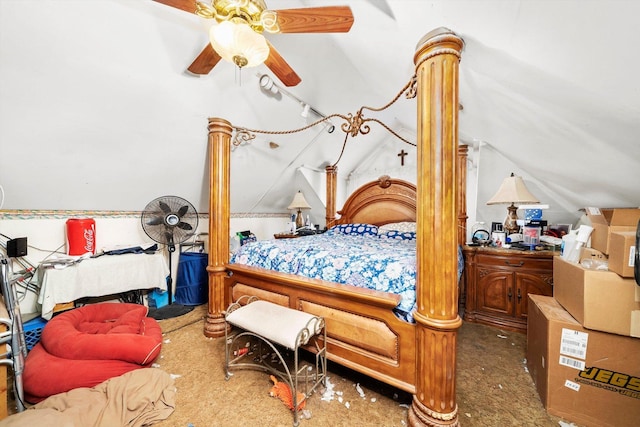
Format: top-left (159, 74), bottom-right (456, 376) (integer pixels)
top-left (225, 264), bottom-right (417, 394)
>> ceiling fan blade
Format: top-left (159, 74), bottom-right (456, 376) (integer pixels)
top-left (264, 41), bottom-right (301, 87)
top-left (187, 44), bottom-right (223, 75)
top-left (152, 0), bottom-right (197, 14)
top-left (274, 6), bottom-right (354, 33)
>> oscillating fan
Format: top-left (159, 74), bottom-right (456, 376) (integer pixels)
top-left (141, 196), bottom-right (199, 307)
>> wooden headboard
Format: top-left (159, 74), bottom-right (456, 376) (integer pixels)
top-left (326, 144), bottom-right (468, 244)
top-left (335, 175), bottom-right (416, 227)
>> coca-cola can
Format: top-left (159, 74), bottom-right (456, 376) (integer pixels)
top-left (66, 218), bottom-right (96, 256)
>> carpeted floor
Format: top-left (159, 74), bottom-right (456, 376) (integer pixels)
top-left (152, 304), bottom-right (571, 427)
top-left (3, 303), bottom-right (573, 426)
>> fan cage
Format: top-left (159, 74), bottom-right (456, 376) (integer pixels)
top-left (141, 196), bottom-right (199, 247)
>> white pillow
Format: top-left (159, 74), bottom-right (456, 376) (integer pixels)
top-left (378, 221), bottom-right (416, 233)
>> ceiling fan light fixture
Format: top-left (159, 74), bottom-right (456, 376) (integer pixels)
top-left (209, 20), bottom-right (269, 68)
top-left (301, 103), bottom-right (310, 118)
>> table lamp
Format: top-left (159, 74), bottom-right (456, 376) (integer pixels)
top-left (287, 191), bottom-right (311, 229)
top-left (486, 173), bottom-right (539, 234)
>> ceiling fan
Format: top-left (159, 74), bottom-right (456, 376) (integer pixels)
top-left (153, 0), bottom-right (354, 86)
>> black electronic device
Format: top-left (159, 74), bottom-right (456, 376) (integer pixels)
top-left (509, 242), bottom-right (536, 251)
top-left (7, 237), bottom-right (27, 258)
top-left (296, 228), bottom-right (316, 236)
top-left (472, 229), bottom-right (491, 246)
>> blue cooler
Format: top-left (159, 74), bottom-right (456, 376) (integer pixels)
top-left (175, 252), bottom-right (208, 305)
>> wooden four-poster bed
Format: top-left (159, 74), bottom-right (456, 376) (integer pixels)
top-left (205, 28), bottom-right (465, 426)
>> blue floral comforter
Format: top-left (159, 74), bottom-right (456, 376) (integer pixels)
top-left (229, 232), bottom-right (419, 322)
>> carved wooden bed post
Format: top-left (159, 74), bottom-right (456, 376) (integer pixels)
top-left (204, 117), bottom-right (232, 338)
top-left (457, 145), bottom-right (469, 246)
top-left (410, 28), bottom-right (464, 427)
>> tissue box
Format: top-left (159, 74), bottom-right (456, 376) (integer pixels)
top-left (520, 204), bottom-right (548, 221)
top-left (525, 209), bottom-right (543, 220)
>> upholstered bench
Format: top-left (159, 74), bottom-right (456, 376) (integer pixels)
top-left (224, 296), bottom-right (326, 427)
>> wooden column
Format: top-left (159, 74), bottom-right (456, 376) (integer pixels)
top-left (325, 165), bottom-right (338, 228)
top-left (204, 117), bottom-right (232, 338)
top-left (410, 28), bottom-right (464, 427)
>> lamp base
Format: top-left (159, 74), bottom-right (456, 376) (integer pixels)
top-left (504, 203), bottom-right (520, 235)
top-left (295, 209), bottom-right (304, 229)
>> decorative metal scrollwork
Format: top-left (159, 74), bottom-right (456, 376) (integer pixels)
top-left (229, 66), bottom-right (438, 164)
top-left (233, 128), bottom-right (256, 146)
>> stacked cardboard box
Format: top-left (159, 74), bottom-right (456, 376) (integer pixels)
top-left (554, 207), bottom-right (640, 337)
top-left (553, 256), bottom-right (640, 337)
top-left (528, 295), bottom-right (640, 427)
top-left (528, 209), bottom-right (640, 426)
top-left (609, 230), bottom-right (637, 277)
top-left (584, 207), bottom-right (639, 277)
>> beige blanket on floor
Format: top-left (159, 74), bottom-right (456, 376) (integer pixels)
top-left (0, 368), bottom-right (175, 427)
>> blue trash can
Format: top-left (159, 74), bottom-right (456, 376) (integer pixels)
top-left (175, 252), bottom-right (208, 305)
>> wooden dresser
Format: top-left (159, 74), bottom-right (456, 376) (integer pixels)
top-left (462, 245), bottom-right (558, 333)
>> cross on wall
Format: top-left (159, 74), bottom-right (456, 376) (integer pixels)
top-left (398, 149), bottom-right (408, 166)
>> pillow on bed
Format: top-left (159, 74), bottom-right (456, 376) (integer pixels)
top-left (378, 221), bottom-right (416, 233)
top-left (378, 230), bottom-right (417, 241)
top-left (327, 223), bottom-right (379, 236)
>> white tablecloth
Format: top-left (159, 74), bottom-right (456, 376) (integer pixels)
top-left (37, 252), bottom-right (169, 320)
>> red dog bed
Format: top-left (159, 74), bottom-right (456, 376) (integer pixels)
top-left (23, 303), bottom-right (163, 403)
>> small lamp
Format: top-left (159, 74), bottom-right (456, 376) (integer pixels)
top-left (486, 173), bottom-right (539, 234)
top-left (287, 191), bottom-right (311, 229)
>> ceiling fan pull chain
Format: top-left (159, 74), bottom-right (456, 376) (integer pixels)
top-left (235, 65), bottom-right (243, 86)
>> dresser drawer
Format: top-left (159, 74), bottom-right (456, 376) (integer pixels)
top-left (476, 254), bottom-right (553, 271)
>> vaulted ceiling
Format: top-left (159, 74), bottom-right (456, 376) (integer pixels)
top-left (1, 0), bottom-right (639, 226)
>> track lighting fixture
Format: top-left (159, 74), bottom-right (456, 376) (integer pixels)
top-left (259, 74), bottom-right (279, 94)
top-left (301, 104), bottom-right (310, 118)
top-left (257, 74), bottom-right (335, 133)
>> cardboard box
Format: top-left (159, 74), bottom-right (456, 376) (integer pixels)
top-left (584, 207), bottom-right (640, 255)
top-left (553, 256), bottom-right (640, 337)
top-left (608, 231), bottom-right (636, 278)
top-left (527, 295), bottom-right (640, 427)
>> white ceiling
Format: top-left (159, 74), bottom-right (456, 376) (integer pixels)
top-left (1, 0), bottom-right (639, 226)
